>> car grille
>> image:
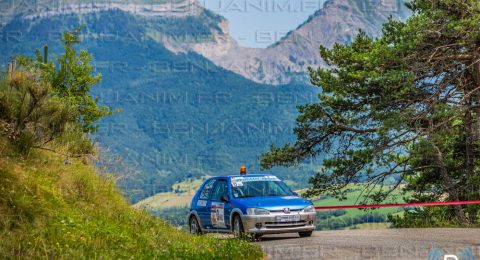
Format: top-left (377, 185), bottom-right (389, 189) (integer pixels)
top-left (269, 209), bottom-right (302, 213)
top-left (264, 221), bottom-right (307, 229)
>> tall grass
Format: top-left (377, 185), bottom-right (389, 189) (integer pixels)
top-left (0, 137), bottom-right (263, 259)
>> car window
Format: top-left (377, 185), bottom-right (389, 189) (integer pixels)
top-left (231, 176), bottom-right (294, 198)
top-left (199, 179), bottom-right (216, 200)
top-left (211, 180), bottom-right (228, 201)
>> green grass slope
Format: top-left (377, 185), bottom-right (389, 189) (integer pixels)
top-left (0, 138), bottom-right (263, 259)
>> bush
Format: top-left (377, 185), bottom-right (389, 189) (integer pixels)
top-left (0, 70), bottom-right (75, 156)
top-left (0, 29), bottom-right (111, 157)
top-left (316, 210), bottom-right (347, 220)
top-left (389, 207), bottom-right (467, 228)
top-left (316, 213), bottom-right (387, 230)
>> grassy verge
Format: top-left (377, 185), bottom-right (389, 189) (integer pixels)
top-left (0, 140), bottom-right (263, 259)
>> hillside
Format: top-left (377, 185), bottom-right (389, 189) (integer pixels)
top-left (0, 136), bottom-right (263, 258)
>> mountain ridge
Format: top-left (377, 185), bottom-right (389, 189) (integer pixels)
top-left (1, 0), bottom-right (411, 84)
top-left (187, 0), bottom-right (411, 85)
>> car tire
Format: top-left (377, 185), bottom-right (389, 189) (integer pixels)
top-left (233, 215), bottom-right (245, 239)
top-left (299, 231), bottom-right (313, 237)
top-left (252, 233), bottom-right (263, 241)
top-left (189, 216), bottom-right (202, 235)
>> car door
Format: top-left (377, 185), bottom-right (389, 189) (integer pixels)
top-left (223, 179), bottom-right (233, 230)
top-left (196, 179), bottom-right (216, 229)
top-left (209, 179), bottom-right (229, 230)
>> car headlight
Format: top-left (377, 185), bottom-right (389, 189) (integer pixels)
top-left (303, 205), bottom-right (315, 213)
top-left (246, 208), bottom-right (270, 215)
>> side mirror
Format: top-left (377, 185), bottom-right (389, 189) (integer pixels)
top-left (221, 195), bottom-right (230, 202)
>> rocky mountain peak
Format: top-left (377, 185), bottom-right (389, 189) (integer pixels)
top-left (188, 0), bottom-right (411, 85)
top-left (0, 0), bottom-right (411, 85)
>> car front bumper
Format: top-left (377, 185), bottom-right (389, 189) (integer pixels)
top-left (242, 212), bottom-right (317, 234)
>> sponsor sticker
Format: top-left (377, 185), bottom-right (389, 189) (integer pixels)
top-left (211, 202), bottom-right (226, 228)
top-left (282, 196), bottom-right (300, 200)
top-left (232, 181), bottom-right (243, 187)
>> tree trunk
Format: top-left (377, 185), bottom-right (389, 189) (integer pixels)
top-left (472, 52), bottom-right (480, 133)
top-left (432, 144), bottom-right (468, 225)
top-left (464, 103), bottom-right (477, 224)
top-left (469, 53), bottom-right (480, 224)
top-left (464, 106), bottom-right (474, 184)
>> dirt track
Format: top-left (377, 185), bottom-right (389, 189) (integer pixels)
top-left (257, 229), bottom-right (480, 259)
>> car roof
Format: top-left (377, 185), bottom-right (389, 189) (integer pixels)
top-left (214, 174), bottom-right (274, 179)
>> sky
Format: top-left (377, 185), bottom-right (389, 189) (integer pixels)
top-left (199, 0), bottom-right (327, 48)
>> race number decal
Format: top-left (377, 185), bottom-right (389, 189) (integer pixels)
top-left (211, 202), bottom-right (226, 228)
top-left (197, 200), bottom-right (207, 207)
top-left (231, 181), bottom-right (243, 187)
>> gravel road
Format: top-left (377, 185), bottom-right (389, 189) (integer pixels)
top-left (257, 229), bottom-right (480, 259)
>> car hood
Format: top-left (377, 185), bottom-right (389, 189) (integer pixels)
top-left (234, 196), bottom-right (312, 211)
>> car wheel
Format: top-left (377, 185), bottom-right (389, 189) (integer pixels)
top-left (299, 231), bottom-right (313, 237)
top-left (189, 216), bottom-right (202, 235)
top-left (233, 215), bottom-right (244, 239)
top-left (252, 233), bottom-right (263, 241)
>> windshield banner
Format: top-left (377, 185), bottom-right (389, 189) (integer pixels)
top-left (231, 176), bottom-right (280, 187)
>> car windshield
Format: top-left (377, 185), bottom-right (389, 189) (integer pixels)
top-left (231, 176), bottom-right (295, 198)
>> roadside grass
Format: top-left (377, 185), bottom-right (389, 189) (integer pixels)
top-left (0, 140), bottom-right (263, 259)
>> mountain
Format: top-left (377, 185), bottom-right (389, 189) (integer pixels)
top-left (167, 0), bottom-right (412, 84)
top-left (1, 0), bottom-right (411, 85)
top-left (0, 0), bottom-right (201, 24)
top-left (0, 0), bottom-right (411, 203)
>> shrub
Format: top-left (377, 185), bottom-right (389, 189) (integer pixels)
top-left (0, 70), bottom-right (75, 156)
top-left (0, 29), bottom-right (111, 157)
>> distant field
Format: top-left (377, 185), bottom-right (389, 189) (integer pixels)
top-left (312, 185), bottom-right (406, 217)
top-left (350, 223), bottom-right (392, 229)
top-left (311, 185), bottom-right (407, 230)
top-left (134, 176), bottom-right (208, 209)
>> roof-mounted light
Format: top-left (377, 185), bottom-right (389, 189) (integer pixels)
top-left (240, 166), bottom-right (247, 175)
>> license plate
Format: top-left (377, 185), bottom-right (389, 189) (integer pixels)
top-left (275, 215), bottom-right (300, 222)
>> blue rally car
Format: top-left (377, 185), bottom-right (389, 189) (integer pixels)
top-left (187, 173), bottom-right (317, 239)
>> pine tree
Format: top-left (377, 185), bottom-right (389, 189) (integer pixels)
top-left (261, 0), bottom-right (480, 225)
